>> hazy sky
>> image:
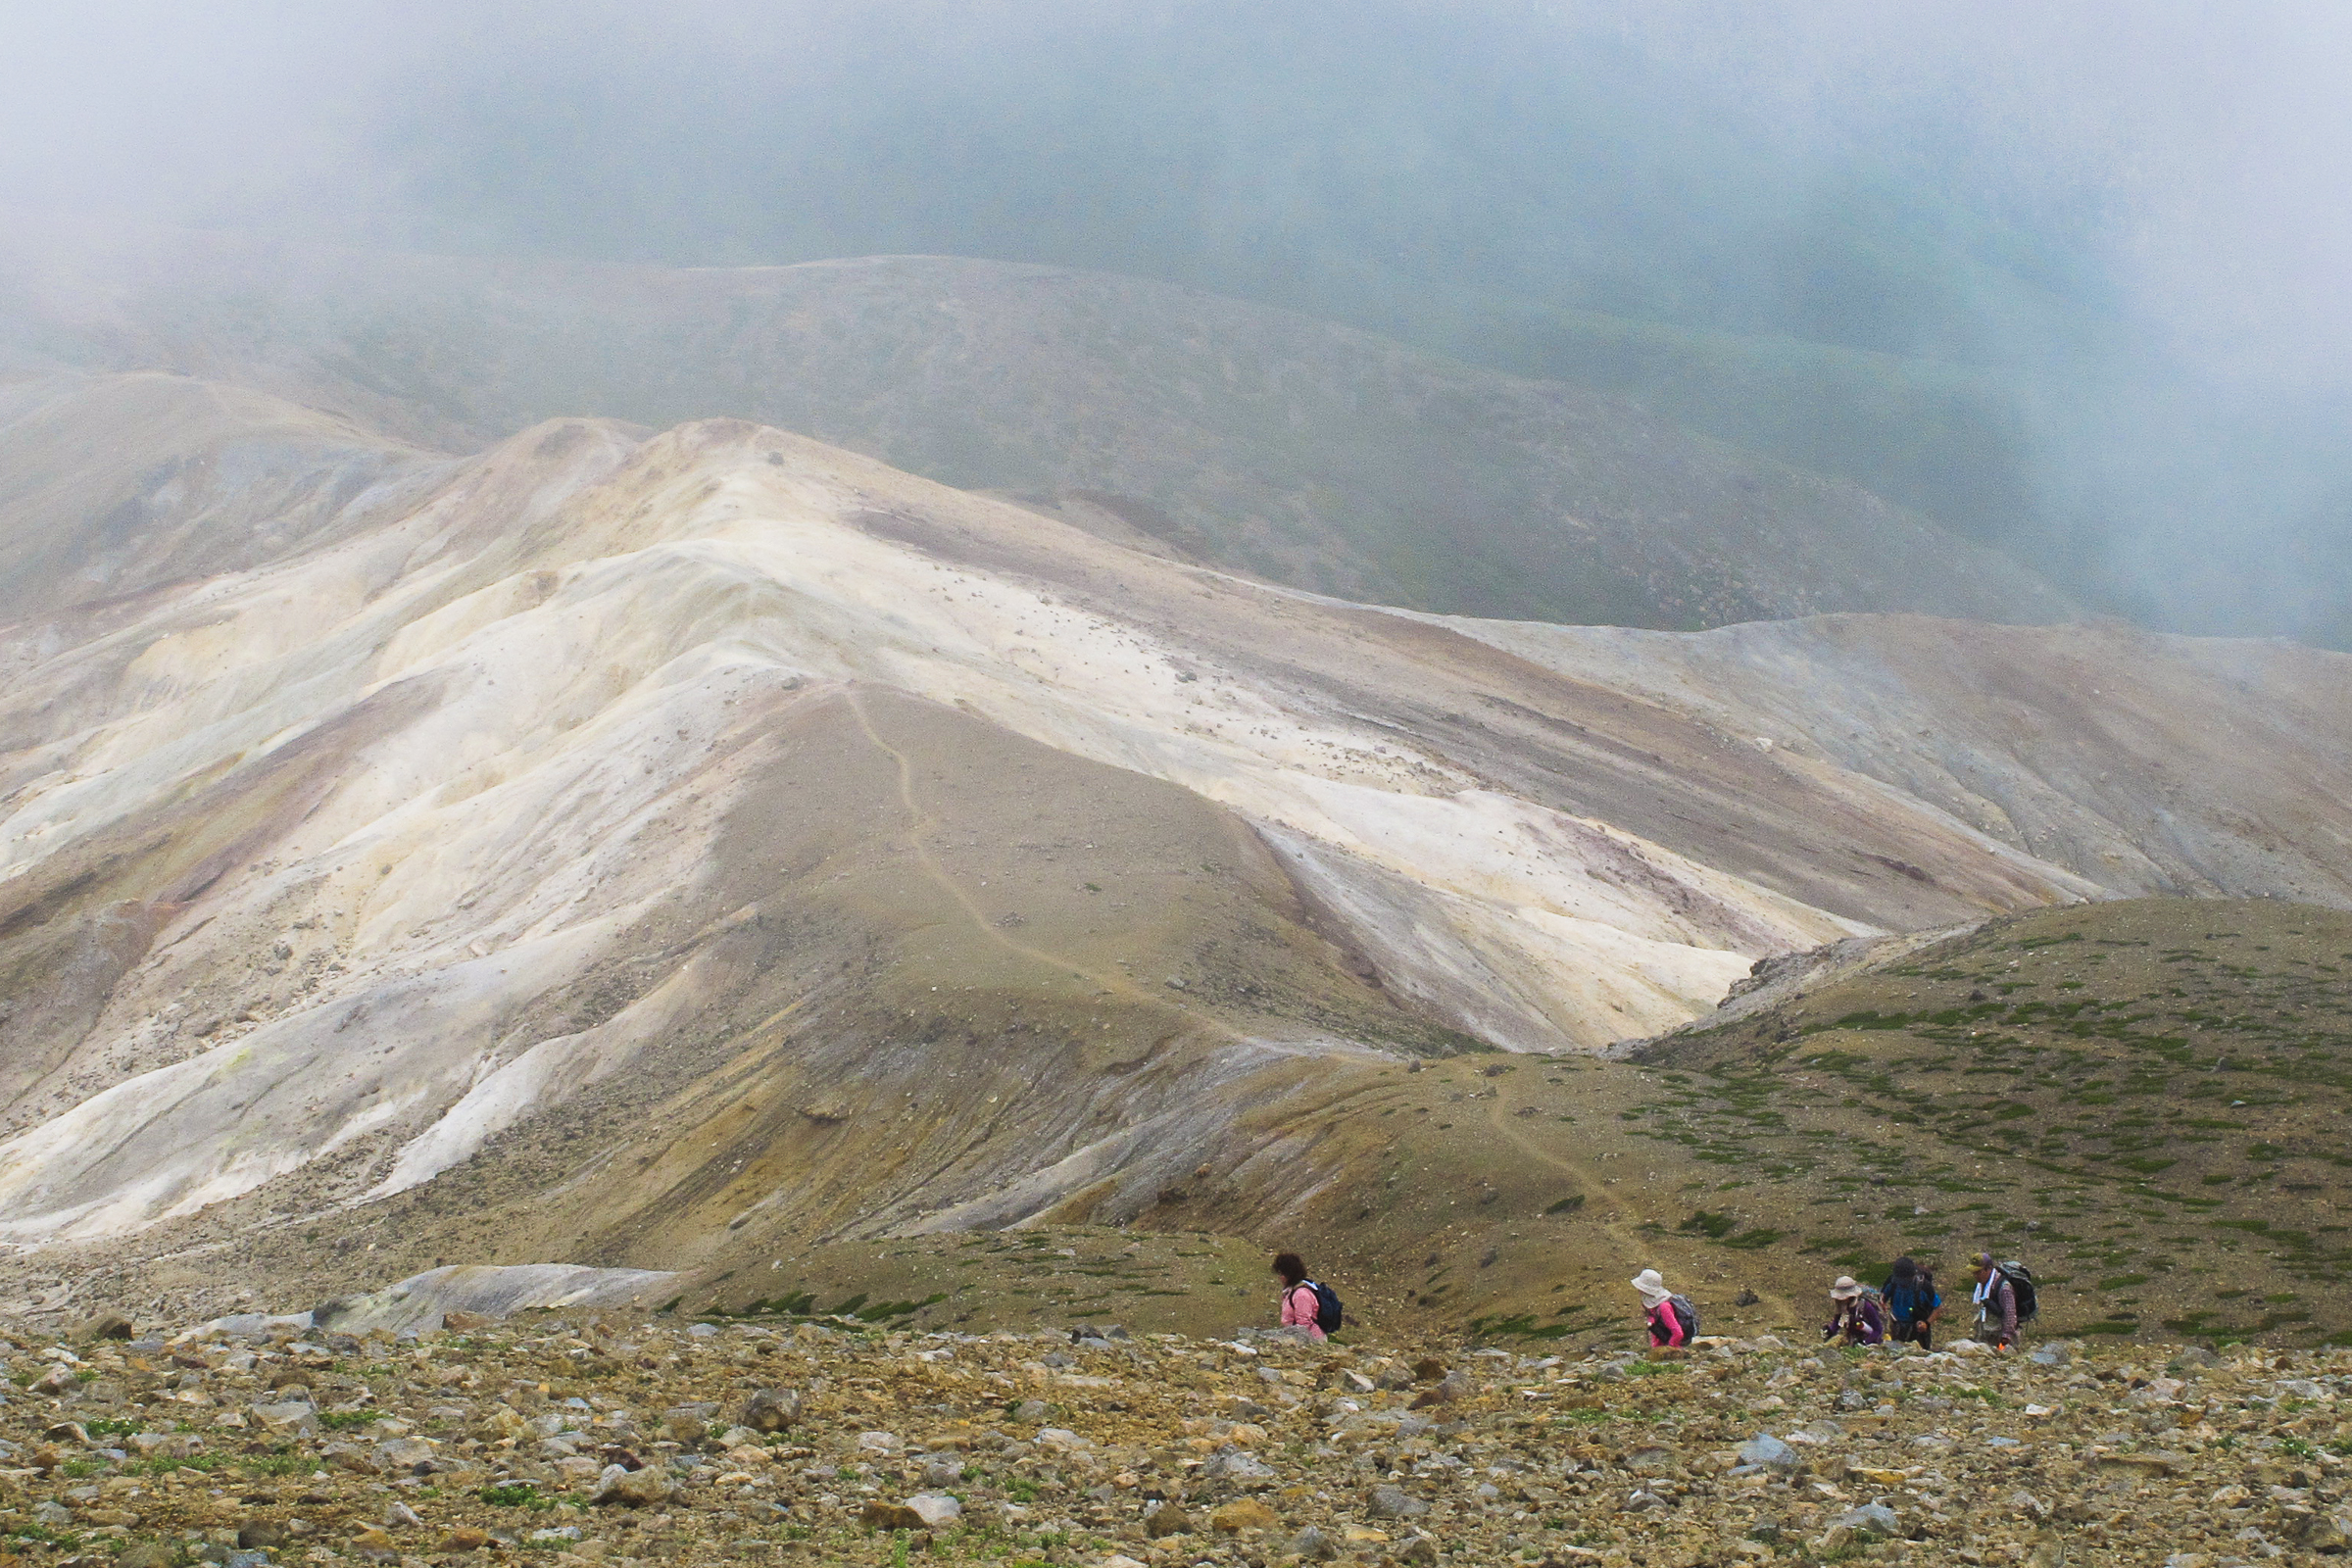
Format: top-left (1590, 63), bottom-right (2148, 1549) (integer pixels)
top-left (4, 0), bottom-right (2349, 636)
top-left (6, 1), bottom-right (2346, 381)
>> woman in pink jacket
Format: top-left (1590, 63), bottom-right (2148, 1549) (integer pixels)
top-left (1273, 1252), bottom-right (1327, 1341)
top-left (1633, 1268), bottom-right (1692, 1348)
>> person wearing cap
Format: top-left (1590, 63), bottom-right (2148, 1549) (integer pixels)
top-left (1822, 1276), bottom-right (1887, 1346)
top-left (1971, 1252), bottom-right (2020, 1350)
top-left (1631, 1268), bottom-right (1692, 1348)
top-left (1880, 1256), bottom-right (1941, 1348)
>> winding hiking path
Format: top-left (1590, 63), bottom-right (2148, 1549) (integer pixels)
top-left (1479, 1065), bottom-right (1804, 1332)
top-left (846, 686), bottom-right (1242, 1046)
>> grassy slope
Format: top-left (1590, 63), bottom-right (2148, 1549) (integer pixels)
top-left (658, 900), bottom-right (2352, 1354)
top-left (1632, 898), bottom-right (2352, 1348)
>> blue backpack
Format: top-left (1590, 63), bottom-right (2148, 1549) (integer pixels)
top-left (1303, 1280), bottom-right (1345, 1334)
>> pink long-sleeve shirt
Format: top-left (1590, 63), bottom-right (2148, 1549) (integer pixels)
top-left (1281, 1283), bottom-right (1327, 1340)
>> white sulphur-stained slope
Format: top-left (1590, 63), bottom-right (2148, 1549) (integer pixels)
top-left (0, 625), bottom-right (819, 1242)
top-left (372, 479), bottom-right (1863, 1017)
top-left (0, 418), bottom-right (2027, 1246)
top-left (0, 925), bottom-right (612, 1244)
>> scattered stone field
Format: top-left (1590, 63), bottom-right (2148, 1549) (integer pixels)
top-left (2, 1312), bottom-right (2348, 1568)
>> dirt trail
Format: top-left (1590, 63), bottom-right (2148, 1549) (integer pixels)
top-left (1480, 1066), bottom-right (1804, 1331)
top-left (846, 687), bottom-right (1243, 1046)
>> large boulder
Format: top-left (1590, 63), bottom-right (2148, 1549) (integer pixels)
top-left (740, 1387), bottom-right (803, 1433)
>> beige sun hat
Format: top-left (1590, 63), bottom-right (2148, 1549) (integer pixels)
top-left (1830, 1276), bottom-right (1864, 1299)
top-left (1631, 1268), bottom-right (1671, 1306)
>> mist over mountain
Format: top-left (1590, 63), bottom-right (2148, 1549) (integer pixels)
top-left (0, 232), bottom-right (2073, 631)
top-left (10, 0), bottom-right (2348, 641)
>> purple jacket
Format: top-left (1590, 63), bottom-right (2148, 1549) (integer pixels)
top-left (1825, 1295), bottom-right (1887, 1345)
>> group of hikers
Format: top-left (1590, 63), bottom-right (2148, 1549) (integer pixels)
top-left (1269, 1250), bottom-right (2036, 1348)
top-left (1637, 1250), bottom-right (2036, 1350)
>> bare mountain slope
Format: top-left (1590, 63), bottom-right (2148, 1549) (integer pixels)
top-left (1446, 612), bottom-right (2352, 906)
top-left (0, 373), bottom-right (2343, 1320)
top-left (0, 222), bottom-right (2070, 631)
top-left (0, 371), bottom-right (445, 624)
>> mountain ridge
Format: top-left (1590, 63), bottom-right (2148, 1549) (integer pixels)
top-left (0, 224), bottom-right (2070, 632)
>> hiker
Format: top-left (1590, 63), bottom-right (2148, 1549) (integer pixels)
top-left (1632, 1268), bottom-right (1694, 1348)
top-left (1881, 1255), bottom-right (1942, 1348)
top-left (1971, 1251), bottom-right (2021, 1350)
top-left (1822, 1276), bottom-right (1887, 1346)
top-left (1272, 1252), bottom-right (1333, 1341)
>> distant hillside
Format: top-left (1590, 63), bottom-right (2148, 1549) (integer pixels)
top-left (0, 375), bottom-right (2341, 1326)
top-left (1631, 898), bottom-right (2352, 1348)
top-left (0, 224), bottom-right (2071, 632)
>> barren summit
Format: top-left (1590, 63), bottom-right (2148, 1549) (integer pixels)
top-left (0, 366), bottom-right (2345, 1332)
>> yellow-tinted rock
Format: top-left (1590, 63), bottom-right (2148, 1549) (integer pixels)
top-left (1209, 1498), bottom-right (1280, 1534)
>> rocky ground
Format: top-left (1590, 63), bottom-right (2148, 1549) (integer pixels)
top-left (1, 1311), bottom-right (2346, 1568)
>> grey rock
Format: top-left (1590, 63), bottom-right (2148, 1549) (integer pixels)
top-left (2029, 1343), bottom-right (2071, 1366)
top-left (319, 1442), bottom-right (377, 1475)
top-left (2293, 1514), bottom-right (2350, 1552)
top-left (1368, 1484), bottom-right (1429, 1518)
top-left (1145, 1501), bottom-right (1194, 1539)
top-left (592, 1462), bottom-right (672, 1507)
top-left (1739, 1433), bottom-right (1800, 1472)
top-left (1202, 1446), bottom-right (1275, 1481)
top-left (906, 1492), bottom-right (962, 1528)
top-left (920, 1454), bottom-right (965, 1487)
top-left (251, 1399), bottom-right (319, 1435)
top-left (739, 1386), bottom-right (803, 1433)
top-left (1291, 1524), bottom-right (1339, 1559)
top-left (374, 1436), bottom-right (438, 1472)
top-left (1392, 1536), bottom-right (1439, 1565)
top-left (1832, 1502), bottom-right (1900, 1538)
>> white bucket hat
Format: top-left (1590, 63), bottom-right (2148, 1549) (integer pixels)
top-left (1830, 1276), bottom-right (1863, 1299)
top-left (1631, 1268), bottom-right (1670, 1306)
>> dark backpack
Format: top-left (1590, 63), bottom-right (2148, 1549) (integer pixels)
top-left (1303, 1280), bottom-right (1344, 1335)
top-left (1995, 1261), bottom-right (2038, 1322)
top-left (1884, 1269), bottom-right (1937, 1320)
top-left (1667, 1294), bottom-right (1699, 1340)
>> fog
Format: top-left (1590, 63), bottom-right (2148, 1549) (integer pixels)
top-left (4, 0), bottom-right (2349, 642)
